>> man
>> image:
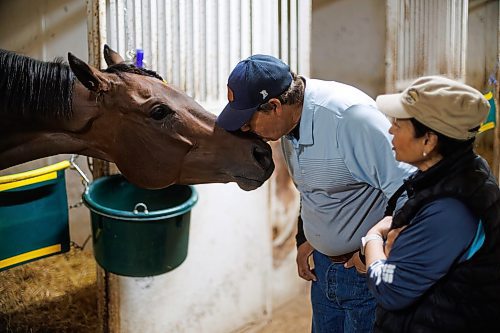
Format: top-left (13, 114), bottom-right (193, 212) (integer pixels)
top-left (216, 55), bottom-right (413, 332)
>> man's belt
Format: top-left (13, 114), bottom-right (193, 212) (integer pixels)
top-left (328, 250), bottom-right (358, 263)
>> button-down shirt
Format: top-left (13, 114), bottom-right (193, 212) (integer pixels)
top-left (281, 78), bottom-right (414, 256)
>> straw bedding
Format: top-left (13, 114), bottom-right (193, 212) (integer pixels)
top-left (0, 245), bottom-right (98, 333)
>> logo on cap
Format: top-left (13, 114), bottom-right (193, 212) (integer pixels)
top-left (405, 89), bottom-right (419, 105)
top-left (260, 90), bottom-right (268, 100)
top-left (227, 87), bottom-right (234, 102)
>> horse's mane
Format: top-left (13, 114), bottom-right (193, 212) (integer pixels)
top-left (0, 49), bottom-right (75, 120)
top-left (104, 63), bottom-right (164, 82)
top-left (0, 49), bottom-right (165, 121)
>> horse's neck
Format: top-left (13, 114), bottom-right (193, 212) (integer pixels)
top-left (0, 82), bottom-right (105, 170)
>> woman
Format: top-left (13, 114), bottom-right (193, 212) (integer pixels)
top-left (362, 76), bottom-right (500, 332)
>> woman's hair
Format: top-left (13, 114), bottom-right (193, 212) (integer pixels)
top-left (257, 72), bottom-right (304, 112)
top-left (410, 118), bottom-right (476, 157)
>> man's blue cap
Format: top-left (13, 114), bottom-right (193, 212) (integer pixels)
top-left (216, 54), bottom-right (293, 131)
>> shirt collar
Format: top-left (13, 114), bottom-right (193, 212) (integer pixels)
top-left (297, 77), bottom-right (314, 145)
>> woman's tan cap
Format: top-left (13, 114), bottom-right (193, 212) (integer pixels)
top-left (376, 75), bottom-right (490, 140)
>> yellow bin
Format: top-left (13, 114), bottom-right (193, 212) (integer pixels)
top-left (0, 161), bottom-right (71, 271)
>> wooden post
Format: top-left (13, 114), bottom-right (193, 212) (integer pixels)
top-left (86, 1), bottom-right (120, 333)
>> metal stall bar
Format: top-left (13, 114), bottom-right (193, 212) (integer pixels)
top-left (385, 0), bottom-right (468, 92)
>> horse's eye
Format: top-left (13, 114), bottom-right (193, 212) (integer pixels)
top-left (150, 105), bottom-right (174, 121)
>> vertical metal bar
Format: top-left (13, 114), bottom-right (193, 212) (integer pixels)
top-left (206, 0), bottom-right (218, 100)
top-left (165, 0), bottom-right (174, 82)
top-left (185, 0), bottom-right (194, 96)
top-left (229, 0), bottom-right (241, 70)
top-left (280, 0), bottom-right (289, 63)
top-left (157, 0), bottom-right (167, 77)
top-left (116, 0), bottom-right (126, 56)
top-left (288, 0), bottom-right (297, 71)
top-left (450, 0), bottom-right (456, 77)
top-left (450, 0), bottom-right (454, 75)
top-left (269, 0), bottom-right (279, 57)
top-left (400, 0), bottom-right (406, 84)
top-left (149, 0), bottom-right (158, 71)
top-left (179, 0), bottom-right (186, 90)
top-left (251, 0), bottom-right (271, 54)
top-left (460, 0), bottom-right (469, 79)
top-left (409, 0), bottom-right (414, 79)
top-left (297, 0), bottom-right (311, 76)
top-left (109, 0), bottom-right (117, 51)
top-left (125, 0), bottom-right (135, 55)
top-left (171, 0), bottom-right (180, 86)
top-left (429, 1), bottom-right (442, 73)
top-left (385, 0), bottom-right (397, 92)
top-left (141, 0), bottom-right (151, 68)
top-left (218, 0), bottom-right (230, 101)
top-left (134, 0), bottom-right (142, 48)
top-left (240, 0), bottom-right (251, 59)
top-left (193, 0), bottom-right (206, 100)
top-left (418, 0), bottom-right (425, 75)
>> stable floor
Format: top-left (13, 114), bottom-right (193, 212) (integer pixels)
top-left (258, 286), bottom-right (312, 333)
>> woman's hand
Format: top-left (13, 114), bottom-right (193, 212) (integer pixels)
top-left (368, 216), bottom-right (393, 239)
top-left (364, 216), bottom-right (393, 267)
top-left (384, 225), bottom-right (406, 256)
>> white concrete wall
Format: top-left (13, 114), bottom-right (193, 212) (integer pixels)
top-left (117, 183), bottom-right (272, 332)
top-left (310, 0), bottom-right (386, 98)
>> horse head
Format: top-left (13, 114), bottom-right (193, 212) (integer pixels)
top-left (0, 46), bottom-right (274, 190)
top-left (67, 46), bottom-right (275, 190)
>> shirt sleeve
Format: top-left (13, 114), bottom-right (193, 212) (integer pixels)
top-left (337, 104), bottom-right (415, 200)
top-left (367, 198), bottom-right (478, 310)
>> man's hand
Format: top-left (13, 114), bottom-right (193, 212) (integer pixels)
top-left (296, 241), bottom-right (317, 281)
top-left (344, 251), bottom-right (367, 274)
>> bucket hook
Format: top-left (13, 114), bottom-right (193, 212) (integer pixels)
top-left (133, 203), bottom-right (149, 215)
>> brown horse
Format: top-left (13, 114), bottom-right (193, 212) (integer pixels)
top-left (0, 46), bottom-right (274, 190)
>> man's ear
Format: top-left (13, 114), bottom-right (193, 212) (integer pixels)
top-left (103, 44), bottom-right (125, 66)
top-left (68, 52), bottom-right (111, 92)
top-left (269, 98), bottom-right (282, 113)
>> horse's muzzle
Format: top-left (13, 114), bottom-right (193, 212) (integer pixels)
top-left (252, 144), bottom-right (274, 176)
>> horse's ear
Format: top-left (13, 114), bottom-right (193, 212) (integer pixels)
top-left (68, 52), bottom-right (111, 93)
top-left (103, 44), bottom-right (125, 66)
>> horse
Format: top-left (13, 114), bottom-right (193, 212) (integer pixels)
top-left (0, 46), bottom-right (274, 191)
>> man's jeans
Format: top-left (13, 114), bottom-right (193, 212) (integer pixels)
top-left (311, 251), bottom-right (376, 333)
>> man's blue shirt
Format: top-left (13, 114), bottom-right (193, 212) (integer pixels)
top-left (281, 78), bottom-right (414, 255)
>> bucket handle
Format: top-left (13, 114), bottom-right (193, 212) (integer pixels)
top-left (133, 203), bottom-right (149, 215)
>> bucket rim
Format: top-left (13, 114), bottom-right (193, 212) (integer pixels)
top-left (82, 175), bottom-right (198, 221)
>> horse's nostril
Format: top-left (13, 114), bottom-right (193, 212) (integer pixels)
top-left (253, 145), bottom-right (272, 169)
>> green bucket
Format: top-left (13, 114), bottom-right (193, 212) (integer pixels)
top-left (83, 174), bottom-right (198, 277)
